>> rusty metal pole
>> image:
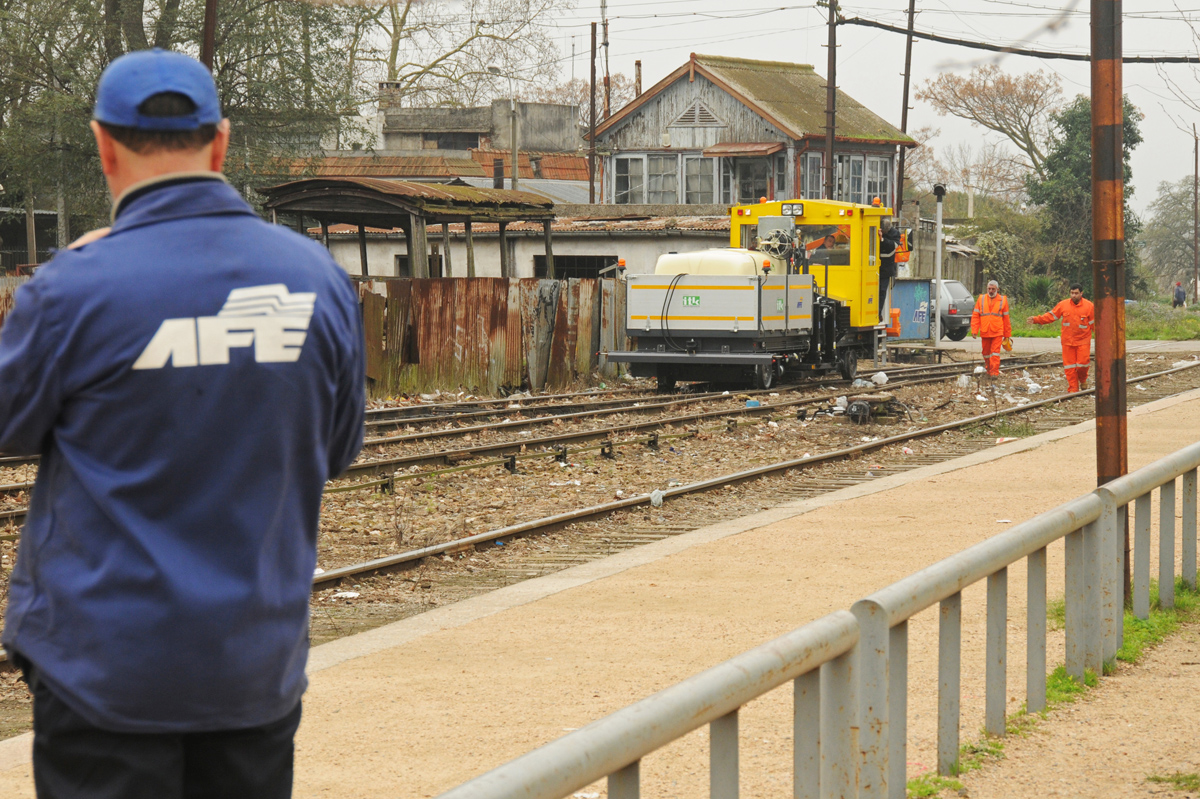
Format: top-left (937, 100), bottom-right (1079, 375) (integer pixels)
top-left (823, 0), bottom-right (837, 200)
top-left (1193, 125), bottom-right (1198, 304)
top-left (200, 0), bottom-right (218, 70)
top-left (894, 0), bottom-right (917, 209)
top-left (1091, 0), bottom-right (1129, 598)
top-left (589, 22), bottom-right (597, 204)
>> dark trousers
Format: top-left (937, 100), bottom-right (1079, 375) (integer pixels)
top-left (19, 657), bottom-right (300, 799)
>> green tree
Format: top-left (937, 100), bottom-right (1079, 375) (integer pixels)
top-left (1024, 94), bottom-right (1144, 292)
top-left (1140, 176), bottom-right (1198, 294)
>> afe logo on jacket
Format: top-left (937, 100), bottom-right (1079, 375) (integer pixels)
top-left (133, 284), bottom-right (316, 369)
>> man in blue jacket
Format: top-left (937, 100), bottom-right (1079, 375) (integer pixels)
top-left (0, 49), bottom-right (365, 798)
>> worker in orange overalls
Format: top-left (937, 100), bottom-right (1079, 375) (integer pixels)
top-left (1027, 282), bottom-right (1095, 392)
top-left (971, 279), bottom-right (1012, 377)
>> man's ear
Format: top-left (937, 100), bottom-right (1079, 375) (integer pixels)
top-left (90, 121), bottom-right (118, 177)
top-left (210, 119), bottom-right (231, 172)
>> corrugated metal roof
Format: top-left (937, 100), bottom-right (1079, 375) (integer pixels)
top-left (314, 215), bottom-right (729, 236)
top-left (702, 142), bottom-right (786, 157)
top-left (536, 153), bottom-right (590, 181)
top-left (261, 177), bottom-right (554, 209)
top-left (289, 156), bottom-right (488, 178)
top-left (454, 177), bottom-right (591, 205)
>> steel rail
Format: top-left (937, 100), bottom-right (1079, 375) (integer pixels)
top-left (310, 363), bottom-right (1199, 587)
top-left (344, 364), bottom-right (1045, 477)
top-left (361, 357), bottom-right (1054, 433)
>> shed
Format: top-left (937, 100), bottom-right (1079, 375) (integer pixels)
top-left (258, 177), bottom-right (555, 278)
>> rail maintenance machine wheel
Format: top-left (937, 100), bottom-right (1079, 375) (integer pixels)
top-left (607, 197), bottom-right (889, 390)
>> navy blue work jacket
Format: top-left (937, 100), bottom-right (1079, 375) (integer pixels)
top-left (0, 175), bottom-right (365, 732)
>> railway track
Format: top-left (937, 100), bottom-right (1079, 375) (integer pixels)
top-left (310, 362), bottom-right (1200, 590)
top-left (0, 356), bottom-right (1060, 505)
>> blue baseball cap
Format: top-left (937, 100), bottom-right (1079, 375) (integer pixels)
top-left (94, 48), bottom-right (222, 130)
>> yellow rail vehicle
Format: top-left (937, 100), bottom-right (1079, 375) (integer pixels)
top-left (609, 198), bottom-right (890, 390)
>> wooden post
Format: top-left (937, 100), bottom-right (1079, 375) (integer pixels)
top-left (25, 196), bottom-right (37, 265)
top-left (357, 224), bottom-right (368, 276)
top-left (499, 221), bottom-right (509, 278)
top-left (465, 220), bottom-right (476, 278)
top-left (321, 221), bottom-right (329, 249)
top-left (543, 219), bottom-right (555, 279)
top-left (441, 222), bottom-right (453, 277)
top-left (408, 213), bottom-right (429, 277)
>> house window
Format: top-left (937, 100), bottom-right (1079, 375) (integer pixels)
top-left (806, 151), bottom-right (825, 197)
top-left (684, 156), bottom-right (715, 204)
top-left (736, 158), bottom-right (770, 204)
top-left (835, 155), bottom-right (865, 204)
top-left (866, 156), bottom-right (892, 207)
top-left (721, 159), bottom-right (736, 204)
top-left (427, 132), bottom-right (480, 150)
top-left (647, 154), bottom-right (679, 204)
top-left (775, 154), bottom-right (788, 199)
top-left (615, 157), bottom-right (644, 204)
top-left (534, 254), bottom-right (620, 279)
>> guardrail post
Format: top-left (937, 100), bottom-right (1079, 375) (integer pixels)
top-left (1161, 480), bottom-right (1176, 610)
top-left (820, 651), bottom-right (857, 799)
top-left (1083, 521), bottom-right (1103, 674)
top-left (1064, 526), bottom-right (1085, 682)
top-left (937, 592), bottom-right (961, 776)
top-left (1184, 468), bottom-right (1197, 590)
top-left (1096, 490), bottom-right (1120, 663)
top-left (887, 622), bottom-right (907, 799)
top-left (985, 568), bottom-right (1007, 737)
top-left (795, 670), bottom-right (820, 799)
top-left (609, 760), bottom-right (640, 799)
top-left (851, 600), bottom-right (888, 799)
top-left (1026, 547), bottom-right (1047, 713)
top-left (711, 710), bottom-right (738, 799)
top-left (1134, 492), bottom-right (1151, 619)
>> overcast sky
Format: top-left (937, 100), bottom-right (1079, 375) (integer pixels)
top-left (534, 1), bottom-right (1200, 216)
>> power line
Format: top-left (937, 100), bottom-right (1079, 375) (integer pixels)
top-left (839, 16), bottom-right (1200, 62)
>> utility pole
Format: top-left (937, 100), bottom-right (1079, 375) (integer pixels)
top-left (601, 0), bottom-right (611, 119)
top-left (822, 0), bottom-right (838, 200)
top-left (1194, 125), bottom-right (1198, 304)
top-left (589, 22), bottom-right (598, 204)
top-left (1090, 0), bottom-right (1128, 599)
top-left (895, 0), bottom-right (917, 209)
top-left (510, 91), bottom-right (519, 191)
top-left (200, 0), bottom-right (218, 70)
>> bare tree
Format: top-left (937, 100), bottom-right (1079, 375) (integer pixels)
top-left (525, 74), bottom-right (636, 128)
top-left (941, 140), bottom-right (1028, 205)
top-left (916, 65), bottom-right (1062, 180)
top-left (360, 0), bottom-right (569, 108)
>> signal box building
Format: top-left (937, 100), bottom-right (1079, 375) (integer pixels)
top-left (593, 54), bottom-right (916, 210)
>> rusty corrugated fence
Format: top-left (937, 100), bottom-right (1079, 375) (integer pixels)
top-left (0, 277), bottom-right (29, 333)
top-left (354, 277), bottom-right (626, 396)
top-left (0, 275), bottom-right (617, 397)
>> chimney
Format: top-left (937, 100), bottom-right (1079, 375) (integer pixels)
top-left (635, 61), bottom-right (642, 96)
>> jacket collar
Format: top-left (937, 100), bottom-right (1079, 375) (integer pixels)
top-left (110, 173), bottom-right (257, 232)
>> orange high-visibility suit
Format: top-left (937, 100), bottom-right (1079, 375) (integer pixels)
top-left (1032, 297), bottom-right (1095, 392)
top-left (971, 293), bottom-right (1012, 376)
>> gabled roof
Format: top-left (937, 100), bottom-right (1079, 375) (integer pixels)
top-left (596, 54), bottom-right (915, 147)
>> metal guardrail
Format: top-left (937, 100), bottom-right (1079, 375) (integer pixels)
top-left (435, 437), bottom-right (1200, 799)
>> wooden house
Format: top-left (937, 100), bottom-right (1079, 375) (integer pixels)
top-left (594, 54), bottom-right (916, 209)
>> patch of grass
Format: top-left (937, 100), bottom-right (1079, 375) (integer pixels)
top-left (1119, 577), bottom-right (1200, 664)
top-left (906, 584), bottom-right (1200, 797)
top-left (1147, 772), bottom-right (1200, 792)
top-left (1048, 596), bottom-right (1066, 631)
top-left (992, 418), bottom-right (1036, 438)
top-left (1010, 299), bottom-right (1200, 340)
top-left (906, 772), bottom-right (964, 798)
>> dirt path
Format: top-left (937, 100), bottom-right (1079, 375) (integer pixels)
top-left (960, 622), bottom-right (1200, 799)
top-left (0, 392), bottom-right (1195, 798)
